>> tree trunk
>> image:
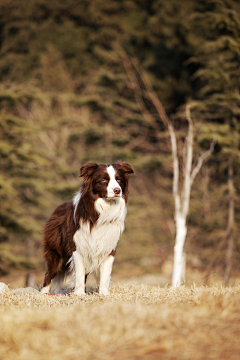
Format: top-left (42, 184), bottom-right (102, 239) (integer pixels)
top-left (224, 157), bottom-right (234, 286)
top-left (120, 51), bottom-right (215, 288)
top-left (172, 214), bottom-right (187, 287)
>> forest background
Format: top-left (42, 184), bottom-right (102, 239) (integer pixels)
top-left (0, 0), bottom-right (240, 288)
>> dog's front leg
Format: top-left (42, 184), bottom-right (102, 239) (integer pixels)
top-left (73, 250), bottom-right (86, 295)
top-left (99, 255), bottom-right (115, 295)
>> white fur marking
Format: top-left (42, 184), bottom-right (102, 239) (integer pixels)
top-left (71, 174), bottom-right (127, 295)
top-left (73, 251), bottom-right (86, 295)
top-left (73, 190), bottom-right (82, 223)
top-left (99, 255), bottom-right (115, 295)
top-left (73, 197), bottom-right (126, 275)
top-left (106, 165), bottom-right (122, 198)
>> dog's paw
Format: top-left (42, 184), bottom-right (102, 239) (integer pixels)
top-left (74, 287), bottom-right (85, 296)
top-left (99, 287), bottom-right (110, 296)
top-left (40, 285), bottom-right (50, 294)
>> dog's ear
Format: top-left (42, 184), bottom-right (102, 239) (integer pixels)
top-left (80, 162), bottom-right (98, 181)
top-left (115, 161), bottom-right (134, 176)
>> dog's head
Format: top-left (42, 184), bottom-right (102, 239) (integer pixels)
top-left (80, 161), bottom-right (134, 201)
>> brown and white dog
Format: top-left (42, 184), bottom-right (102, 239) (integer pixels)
top-left (41, 161), bottom-right (134, 295)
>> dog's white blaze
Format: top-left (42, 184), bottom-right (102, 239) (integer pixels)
top-left (73, 197), bottom-right (126, 274)
top-left (106, 165), bottom-right (122, 198)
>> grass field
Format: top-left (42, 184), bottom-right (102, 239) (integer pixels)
top-left (0, 283), bottom-right (240, 360)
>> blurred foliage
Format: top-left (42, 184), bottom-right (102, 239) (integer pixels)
top-left (0, 0), bottom-right (240, 279)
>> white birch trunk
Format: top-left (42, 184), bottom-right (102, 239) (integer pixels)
top-left (172, 214), bottom-right (187, 287)
top-left (169, 119), bottom-right (190, 288)
top-left (170, 107), bottom-right (214, 288)
top-left (120, 52), bottom-right (215, 288)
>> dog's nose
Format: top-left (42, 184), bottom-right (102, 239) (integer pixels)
top-left (113, 188), bottom-right (121, 195)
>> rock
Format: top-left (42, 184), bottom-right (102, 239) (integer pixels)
top-left (0, 282), bottom-right (9, 294)
top-left (12, 287), bottom-right (40, 295)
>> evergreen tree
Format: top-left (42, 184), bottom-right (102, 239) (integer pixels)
top-left (0, 0), bottom-right (240, 281)
top-left (188, 0), bottom-right (240, 279)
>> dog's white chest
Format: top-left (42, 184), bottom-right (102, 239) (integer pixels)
top-left (73, 197), bottom-right (126, 273)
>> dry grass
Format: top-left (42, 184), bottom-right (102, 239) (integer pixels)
top-left (0, 283), bottom-right (240, 360)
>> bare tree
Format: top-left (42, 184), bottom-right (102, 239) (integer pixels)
top-left (120, 49), bottom-right (215, 287)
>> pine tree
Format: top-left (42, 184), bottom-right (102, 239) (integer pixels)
top-left (188, 0), bottom-right (240, 282)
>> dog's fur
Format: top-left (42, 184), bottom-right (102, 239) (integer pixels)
top-left (41, 161), bottom-right (133, 295)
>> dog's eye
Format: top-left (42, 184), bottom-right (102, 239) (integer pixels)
top-left (101, 179), bottom-right (108, 183)
top-left (116, 177), bottom-right (121, 183)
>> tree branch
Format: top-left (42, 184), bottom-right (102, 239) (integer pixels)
top-left (120, 48), bottom-right (181, 213)
top-left (119, 49), bottom-right (158, 130)
top-left (190, 139), bottom-right (216, 186)
top-left (131, 56), bottom-right (170, 129)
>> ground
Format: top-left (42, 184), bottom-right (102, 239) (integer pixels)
top-left (0, 283), bottom-right (240, 360)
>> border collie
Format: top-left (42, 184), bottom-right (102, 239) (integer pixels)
top-left (41, 161), bottom-right (134, 295)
